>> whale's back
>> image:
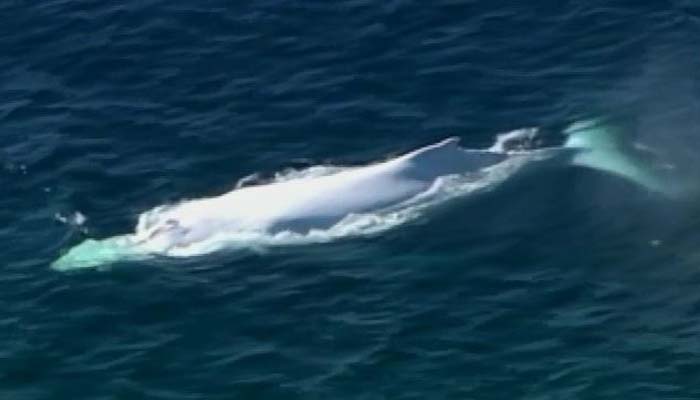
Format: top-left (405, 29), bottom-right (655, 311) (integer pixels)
top-left (397, 137), bottom-right (508, 180)
top-left (141, 138), bottom-right (510, 237)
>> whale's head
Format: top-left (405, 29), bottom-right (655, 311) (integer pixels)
top-left (51, 236), bottom-right (148, 271)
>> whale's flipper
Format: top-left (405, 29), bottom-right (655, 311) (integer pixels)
top-left (401, 137), bottom-right (508, 180)
top-left (563, 121), bottom-right (670, 195)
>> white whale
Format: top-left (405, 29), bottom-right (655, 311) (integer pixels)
top-left (51, 121), bottom-right (670, 271)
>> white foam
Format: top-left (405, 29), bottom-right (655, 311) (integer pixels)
top-left (489, 127), bottom-right (540, 153)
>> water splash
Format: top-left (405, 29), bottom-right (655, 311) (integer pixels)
top-left (55, 211), bottom-right (88, 227)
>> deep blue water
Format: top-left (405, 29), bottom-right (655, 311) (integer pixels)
top-left (3, 0), bottom-right (700, 398)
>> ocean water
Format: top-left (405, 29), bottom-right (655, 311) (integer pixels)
top-left (3, 0), bottom-right (700, 398)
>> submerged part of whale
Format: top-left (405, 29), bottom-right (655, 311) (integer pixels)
top-left (51, 121), bottom-right (671, 271)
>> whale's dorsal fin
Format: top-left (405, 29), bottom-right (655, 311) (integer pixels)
top-left (407, 136), bottom-right (461, 157)
top-left (400, 137), bottom-right (507, 179)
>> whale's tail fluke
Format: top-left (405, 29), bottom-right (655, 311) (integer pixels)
top-left (563, 120), bottom-right (673, 196)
